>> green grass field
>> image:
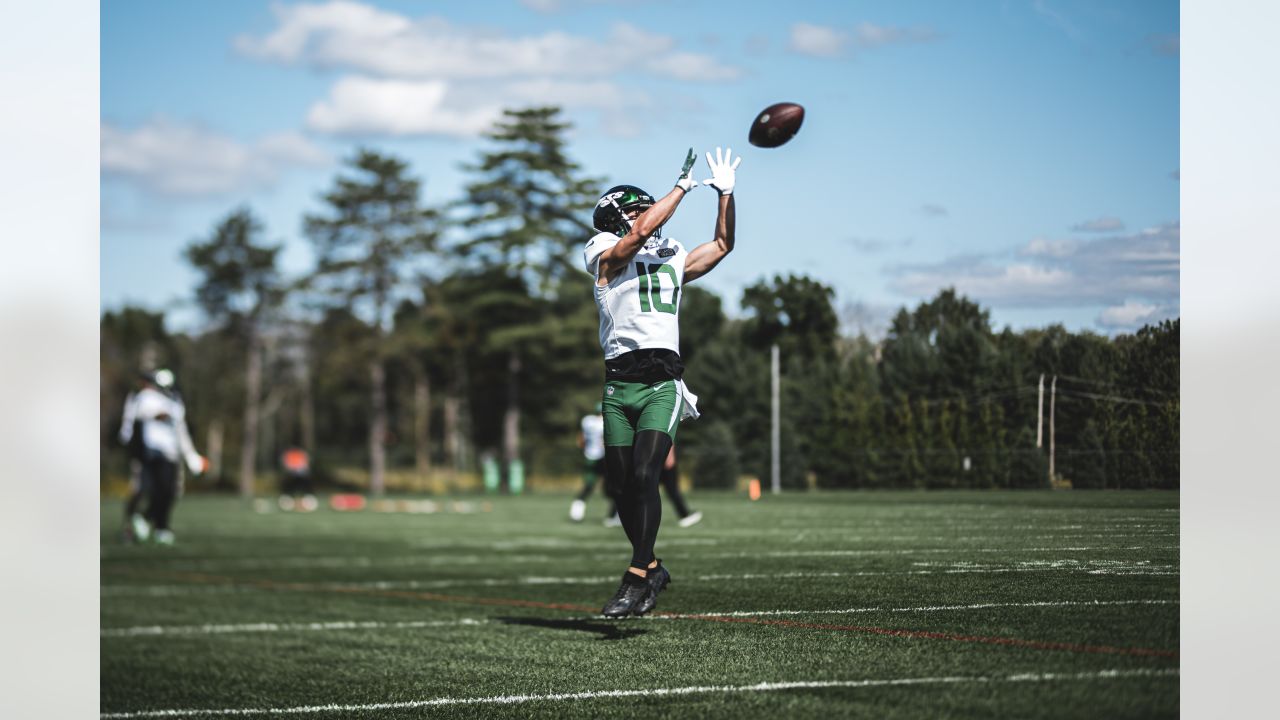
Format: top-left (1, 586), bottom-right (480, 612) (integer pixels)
top-left (100, 490), bottom-right (1179, 718)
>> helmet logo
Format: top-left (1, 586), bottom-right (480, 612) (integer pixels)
top-left (597, 192), bottom-right (625, 208)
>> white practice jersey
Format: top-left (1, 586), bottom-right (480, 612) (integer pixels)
top-left (580, 414), bottom-right (605, 461)
top-left (583, 232), bottom-right (687, 359)
top-left (119, 387), bottom-right (202, 472)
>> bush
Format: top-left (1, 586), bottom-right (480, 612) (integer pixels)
top-left (689, 421), bottom-right (740, 489)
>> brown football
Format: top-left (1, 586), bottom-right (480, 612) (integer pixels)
top-left (748, 102), bottom-right (805, 148)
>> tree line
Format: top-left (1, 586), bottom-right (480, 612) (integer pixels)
top-left (100, 107), bottom-right (1179, 494)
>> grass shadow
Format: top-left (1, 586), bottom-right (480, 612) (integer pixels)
top-left (496, 616), bottom-right (648, 641)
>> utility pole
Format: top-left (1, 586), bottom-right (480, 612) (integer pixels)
top-left (1036, 373), bottom-right (1045, 448)
top-left (771, 343), bottom-right (781, 495)
top-left (1048, 375), bottom-right (1057, 485)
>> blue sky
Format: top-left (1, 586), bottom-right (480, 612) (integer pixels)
top-left (101, 0), bottom-right (1179, 336)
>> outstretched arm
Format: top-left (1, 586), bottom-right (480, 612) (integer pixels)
top-left (685, 147), bottom-right (740, 283)
top-left (596, 149), bottom-right (698, 286)
top-left (684, 194), bottom-right (735, 283)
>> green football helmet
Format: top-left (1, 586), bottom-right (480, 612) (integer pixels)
top-left (593, 184), bottom-right (657, 238)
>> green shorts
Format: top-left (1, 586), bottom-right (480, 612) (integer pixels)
top-left (601, 379), bottom-right (683, 446)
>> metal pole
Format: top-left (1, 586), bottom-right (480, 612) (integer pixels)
top-left (771, 343), bottom-right (781, 494)
top-left (1036, 373), bottom-right (1044, 449)
top-left (1048, 375), bottom-right (1057, 485)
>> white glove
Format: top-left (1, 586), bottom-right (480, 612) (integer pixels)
top-left (674, 148), bottom-right (698, 193)
top-left (186, 452), bottom-right (207, 476)
top-left (702, 147), bottom-right (741, 196)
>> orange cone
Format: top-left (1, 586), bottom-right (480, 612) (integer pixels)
top-left (749, 478), bottom-right (761, 501)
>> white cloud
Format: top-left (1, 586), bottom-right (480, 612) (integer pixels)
top-left (236, 2), bottom-right (739, 138)
top-left (788, 22), bottom-right (850, 58)
top-left (237, 4), bottom-right (740, 82)
top-left (893, 261), bottom-right (1075, 301)
top-left (307, 76), bottom-right (502, 136)
top-left (505, 78), bottom-right (634, 110)
top-left (101, 119), bottom-right (329, 196)
top-left (236, 0), bottom-right (410, 63)
top-left (518, 0), bottom-right (563, 12)
top-left (1020, 237), bottom-right (1080, 258)
top-left (847, 237), bottom-right (887, 252)
top-left (258, 131), bottom-right (330, 165)
top-left (788, 20), bottom-right (938, 58)
top-left (1097, 300), bottom-right (1168, 329)
top-left (852, 22), bottom-right (938, 48)
top-left (517, 0), bottom-right (628, 13)
top-left (888, 222), bottom-right (1180, 329)
top-left (648, 51), bottom-right (743, 82)
top-left (1070, 216), bottom-right (1125, 233)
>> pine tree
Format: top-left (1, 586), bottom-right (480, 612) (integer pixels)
top-left (184, 207), bottom-right (283, 497)
top-left (305, 150), bottom-right (439, 495)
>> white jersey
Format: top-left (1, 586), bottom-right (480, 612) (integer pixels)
top-left (580, 414), bottom-right (605, 461)
top-left (583, 232), bottom-right (687, 360)
top-left (119, 387), bottom-right (202, 472)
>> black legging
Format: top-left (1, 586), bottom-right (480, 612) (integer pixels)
top-left (605, 430), bottom-right (672, 569)
top-left (660, 457), bottom-right (692, 518)
top-left (141, 453), bottom-right (179, 531)
top-left (124, 459), bottom-right (150, 520)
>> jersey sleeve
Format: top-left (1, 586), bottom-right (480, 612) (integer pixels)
top-left (118, 391), bottom-right (138, 444)
top-left (583, 232), bottom-right (620, 276)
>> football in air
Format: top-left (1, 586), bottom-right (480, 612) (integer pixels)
top-left (748, 102), bottom-right (805, 148)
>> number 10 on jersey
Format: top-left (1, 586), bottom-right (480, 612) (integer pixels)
top-left (636, 262), bottom-right (680, 314)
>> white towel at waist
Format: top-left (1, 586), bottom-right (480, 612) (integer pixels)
top-left (676, 379), bottom-right (700, 421)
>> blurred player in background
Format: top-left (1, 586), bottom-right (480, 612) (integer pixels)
top-left (660, 445), bottom-right (702, 528)
top-left (118, 368), bottom-right (204, 545)
top-left (602, 445), bottom-right (700, 528)
top-left (119, 372), bottom-right (150, 542)
top-left (569, 403), bottom-right (615, 523)
top-left (279, 446), bottom-right (317, 512)
top-left (584, 146), bottom-right (740, 617)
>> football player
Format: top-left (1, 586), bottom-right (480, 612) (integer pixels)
top-left (583, 147), bottom-right (740, 617)
top-left (118, 368), bottom-right (205, 545)
top-left (661, 445), bottom-right (702, 528)
top-left (569, 403), bottom-right (614, 522)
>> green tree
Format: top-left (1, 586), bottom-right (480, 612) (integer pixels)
top-left (184, 207), bottom-right (284, 496)
top-left (305, 150), bottom-right (439, 494)
top-left (452, 107), bottom-right (601, 486)
top-left (689, 420), bottom-right (740, 489)
top-left (741, 274), bottom-right (839, 359)
top-left (736, 275), bottom-right (841, 486)
top-left (1009, 426), bottom-right (1049, 488)
top-left (891, 395), bottom-right (924, 488)
top-left (455, 107), bottom-right (600, 285)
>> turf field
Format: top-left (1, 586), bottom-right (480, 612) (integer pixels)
top-left (100, 490), bottom-right (1179, 718)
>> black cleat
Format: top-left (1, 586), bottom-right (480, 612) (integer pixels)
top-left (632, 560), bottom-right (670, 616)
top-left (601, 572), bottom-right (649, 618)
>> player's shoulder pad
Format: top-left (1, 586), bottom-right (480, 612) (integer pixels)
top-left (583, 231), bottom-right (620, 273)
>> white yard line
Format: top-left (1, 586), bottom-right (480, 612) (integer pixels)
top-left (102, 599), bottom-right (1178, 638)
top-left (99, 668), bottom-right (1179, 718)
top-left (735, 545), bottom-right (1179, 557)
top-left (101, 562), bottom-right (1180, 597)
top-left (634, 599), bottom-right (1180, 620)
top-left (102, 619), bottom-right (486, 637)
top-left (101, 543), bottom-right (1179, 571)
